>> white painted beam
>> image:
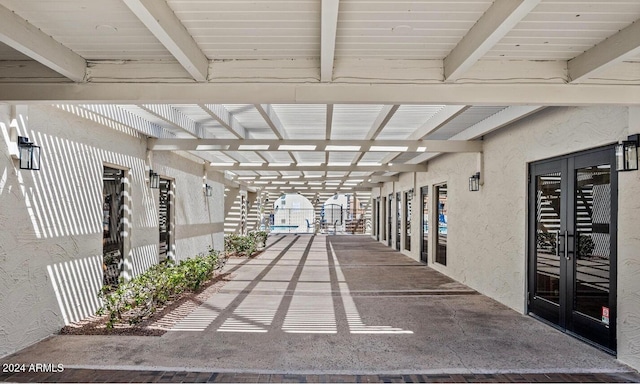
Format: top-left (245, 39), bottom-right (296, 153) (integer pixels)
top-left (123, 0), bottom-right (208, 82)
top-left (139, 104), bottom-right (204, 138)
top-left (76, 104), bottom-right (171, 138)
top-left (208, 164), bottom-right (428, 173)
top-left (148, 138), bottom-right (482, 153)
top-left (199, 104), bottom-right (247, 139)
top-left (326, 104), bottom-right (334, 140)
top-left (365, 105), bottom-right (400, 140)
top-left (321, 0), bottom-right (340, 82)
top-left (0, 4), bottom-right (86, 82)
top-left (443, 0), bottom-right (540, 82)
top-left (406, 105), bottom-right (544, 164)
top-left (255, 104), bottom-right (288, 139)
top-left (238, 175), bottom-right (370, 182)
top-left (368, 175), bottom-right (399, 183)
top-left (380, 105), bottom-right (468, 164)
top-left (352, 104), bottom-right (400, 165)
top-left (569, 19), bottom-right (640, 83)
top-left (3, 82), bottom-right (640, 106)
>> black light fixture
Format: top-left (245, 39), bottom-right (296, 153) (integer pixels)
top-left (204, 183), bottom-right (212, 197)
top-left (469, 172), bottom-right (481, 192)
top-left (616, 134), bottom-right (639, 171)
top-left (149, 170), bottom-right (160, 189)
top-left (17, 136), bottom-right (41, 170)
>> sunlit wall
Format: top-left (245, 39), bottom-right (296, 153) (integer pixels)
top-left (0, 104), bottom-right (225, 357)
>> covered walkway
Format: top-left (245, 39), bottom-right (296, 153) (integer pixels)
top-left (1, 235), bottom-right (637, 381)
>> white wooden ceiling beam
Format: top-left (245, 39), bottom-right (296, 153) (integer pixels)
top-left (0, 4), bottom-right (86, 82)
top-left (368, 175), bottom-right (399, 183)
top-left (380, 105), bottom-right (469, 164)
top-left (325, 104), bottom-right (334, 140)
top-left (208, 164), bottom-right (428, 173)
top-left (406, 105), bottom-right (544, 164)
top-left (569, 19), bottom-right (640, 83)
top-left (4, 82), bottom-right (640, 106)
top-left (352, 104), bottom-right (400, 165)
top-left (443, 0), bottom-right (540, 82)
top-left (199, 104), bottom-right (247, 139)
top-left (238, 175), bottom-right (369, 182)
top-left (254, 104), bottom-right (288, 139)
top-left (122, 0), bottom-right (208, 82)
top-left (139, 104), bottom-right (204, 138)
top-left (77, 104), bottom-right (170, 138)
top-left (364, 105), bottom-right (400, 141)
top-left (321, 0), bottom-right (340, 82)
top-left (148, 138), bottom-right (482, 153)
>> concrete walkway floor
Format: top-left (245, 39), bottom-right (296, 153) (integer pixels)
top-left (2, 234), bottom-right (639, 382)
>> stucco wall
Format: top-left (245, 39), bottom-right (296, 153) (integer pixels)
top-left (372, 105), bottom-right (640, 370)
top-left (0, 105), bottom-right (225, 358)
top-left (617, 106), bottom-right (640, 370)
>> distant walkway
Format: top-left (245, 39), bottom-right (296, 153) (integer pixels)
top-left (1, 235), bottom-right (638, 383)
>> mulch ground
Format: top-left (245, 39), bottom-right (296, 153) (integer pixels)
top-left (59, 271), bottom-right (235, 337)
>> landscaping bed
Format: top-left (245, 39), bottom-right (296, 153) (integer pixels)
top-left (60, 271), bottom-right (233, 336)
top-left (60, 233), bottom-right (269, 337)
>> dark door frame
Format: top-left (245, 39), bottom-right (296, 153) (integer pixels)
top-left (388, 194), bottom-right (393, 247)
top-left (527, 145), bottom-right (617, 353)
top-left (395, 192), bottom-right (401, 250)
top-left (420, 186), bottom-right (428, 264)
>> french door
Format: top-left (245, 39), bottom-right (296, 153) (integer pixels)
top-left (420, 186), bottom-right (428, 264)
top-left (158, 178), bottom-right (172, 262)
top-left (387, 194), bottom-right (393, 247)
top-left (528, 146), bottom-right (617, 353)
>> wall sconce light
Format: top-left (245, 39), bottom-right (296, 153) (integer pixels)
top-left (149, 170), bottom-right (160, 189)
top-left (204, 184), bottom-right (212, 197)
top-left (17, 136), bottom-right (41, 170)
top-left (616, 134), bottom-right (639, 171)
top-left (469, 172), bottom-right (481, 192)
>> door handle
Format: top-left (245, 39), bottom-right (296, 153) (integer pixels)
top-left (558, 230), bottom-right (571, 260)
top-left (557, 230), bottom-right (571, 260)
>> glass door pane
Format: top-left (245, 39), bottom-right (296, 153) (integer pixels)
top-left (574, 165), bottom-right (611, 320)
top-left (387, 195), bottom-right (392, 246)
top-left (405, 191), bottom-right (412, 251)
top-left (396, 192), bottom-right (401, 250)
top-left (421, 187), bottom-right (428, 264)
top-left (159, 178), bottom-right (171, 262)
top-left (103, 166), bottom-right (124, 287)
top-left (436, 184), bottom-right (447, 265)
top-left (535, 171), bottom-right (562, 305)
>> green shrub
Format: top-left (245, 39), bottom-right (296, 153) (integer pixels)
top-left (250, 231), bottom-right (268, 248)
top-left (224, 231), bottom-right (268, 257)
top-left (96, 248), bottom-right (219, 328)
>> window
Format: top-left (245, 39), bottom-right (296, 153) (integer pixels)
top-left (103, 166), bottom-right (125, 286)
top-left (436, 183), bottom-right (447, 265)
top-left (420, 186), bottom-right (428, 264)
top-left (405, 190), bottom-right (412, 251)
top-left (158, 178), bottom-right (172, 262)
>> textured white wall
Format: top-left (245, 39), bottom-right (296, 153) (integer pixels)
top-left (373, 106), bottom-right (639, 370)
top-left (0, 105), bottom-right (225, 358)
top-left (617, 106), bottom-right (640, 370)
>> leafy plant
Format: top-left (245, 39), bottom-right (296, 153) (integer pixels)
top-left (96, 248), bottom-right (220, 328)
top-left (578, 234), bottom-right (595, 258)
top-left (250, 231), bottom-right (268, 248)
top-left (224, 232), bottom-right (267, 257)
